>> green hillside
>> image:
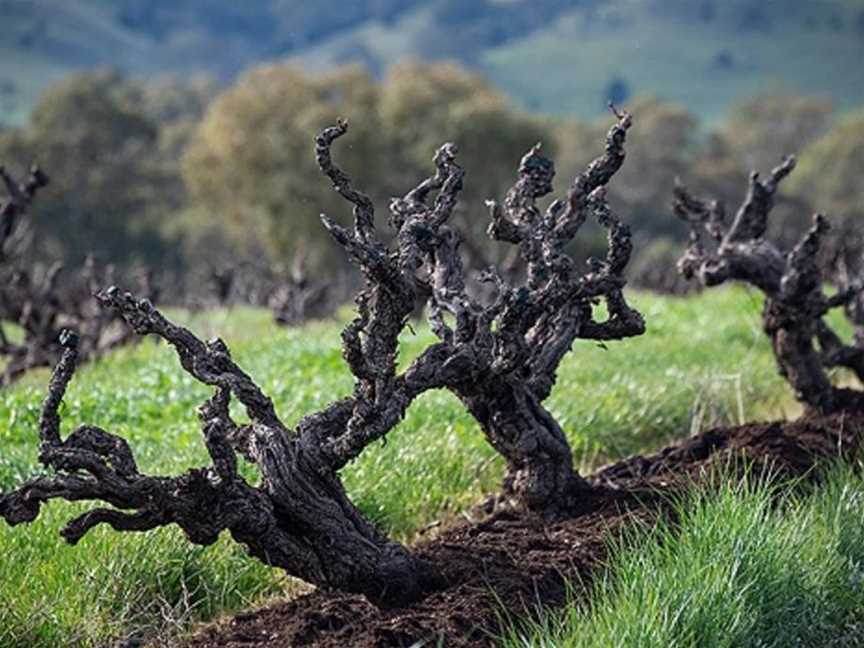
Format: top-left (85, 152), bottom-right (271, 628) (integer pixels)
top-left (1, 0), bottom-right (863, 126)
top-left (479, 1), bottom-right (864, 122)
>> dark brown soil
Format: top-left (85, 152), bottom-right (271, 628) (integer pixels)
top-left (181, 408), bottom-right (864, 648)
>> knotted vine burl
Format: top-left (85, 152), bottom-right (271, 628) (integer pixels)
top-left (1, 111), bottom-right (643, 606)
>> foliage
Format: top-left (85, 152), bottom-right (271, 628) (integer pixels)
top-left (721, 93), bottom-right (833, 173)
top-left (182, 62), bottom-right (553, 270)
top-left (789, 108), bottom-right (864, 234)
top-left (0, 70), bottom-right (159, 263)
top-left (0, 61), bottom-right (854, 294)
top-left (181, 64), bottom-right (386, 269)
top-left (0, 70), bottom-right (210, 270)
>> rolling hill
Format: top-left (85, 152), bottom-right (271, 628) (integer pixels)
top-left (1, 0), bottom-right (863, 126)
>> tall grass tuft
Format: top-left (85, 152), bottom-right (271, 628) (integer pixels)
top-left (503, 463), bottom-right (864, 648)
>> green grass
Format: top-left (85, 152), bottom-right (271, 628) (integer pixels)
top-left (503, 462), bottom-right (864, 648)
top-left (0, 286), bottom-right (816, 646)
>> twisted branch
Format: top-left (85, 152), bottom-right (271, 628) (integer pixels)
top-left (674, 155), bottom-right (864, 412)
top-left (315, 123), bottom-right (473, 468)
top-left (0, 329), bottom-right (251, 546)
top-left (2, 113), bottom-right (651, 602)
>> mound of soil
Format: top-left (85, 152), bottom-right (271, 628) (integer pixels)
top-left (182, 410), bottom-right (864, 648)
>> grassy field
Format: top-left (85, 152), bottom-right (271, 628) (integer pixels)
top-left (504, 463), bottom-right (864, 647)
top-left (0, 286), bottom-right (835, 646)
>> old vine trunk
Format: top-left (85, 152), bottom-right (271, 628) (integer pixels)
top-left (2, 112), bottom-right (645, 606)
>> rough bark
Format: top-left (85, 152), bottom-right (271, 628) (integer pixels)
top-left (457, 378), bottom-right (584, 511)
top-left (410, 106), bottom-right (646, 511)
top-left (674, 158), bottom-right (864, 414)
top-left (0, 122), bottom-right (462, 606)
top-left (0, 310), bottom-right (437, 605)
top-left (2, 113), bottom-right (646, 604)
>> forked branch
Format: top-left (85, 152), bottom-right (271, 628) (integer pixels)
top-left (412, 108), bottom-right (646, 510)
top-left (674, 157), bottom-right (864, 413)
top-left (3, 113), bottom-right (649, 606)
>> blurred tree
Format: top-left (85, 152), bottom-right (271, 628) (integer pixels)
top-left (8, 61), bottom-right (848, 300)
top-left (128, 76), bottom-right (221, 277)
top-left (0, 70), bottom-right (180, 267)
top-left (182, 64), bottom-right (384, 269)
top-left (183, 61), bottom-right (554, 271)
top-left (788, 109), bottom-right (864, 235)
top-left (687, 132), bottom-right (746, 201)
top-left (135, 75), bottom-right (220, 161)
top-left (722, 93), bottom-right (833, 173)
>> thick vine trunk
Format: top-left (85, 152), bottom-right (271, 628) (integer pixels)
top-left (231, 433), bottom-right (433, 605)
top-left (764, 298), bottom-right (835, 414)
top-left (674, 162), bottom-right (864, 416)
top-left (457, 378), bottom-right (588, 512)
top-left (2, 117), bottom-right (645, 608)
top-left (0, 338), bottom-right (435, 608)
top-left (421, 109), bottom-right (641, 514)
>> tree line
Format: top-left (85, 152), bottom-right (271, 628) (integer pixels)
top-left (0, 62), bottom-right (860, 295)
